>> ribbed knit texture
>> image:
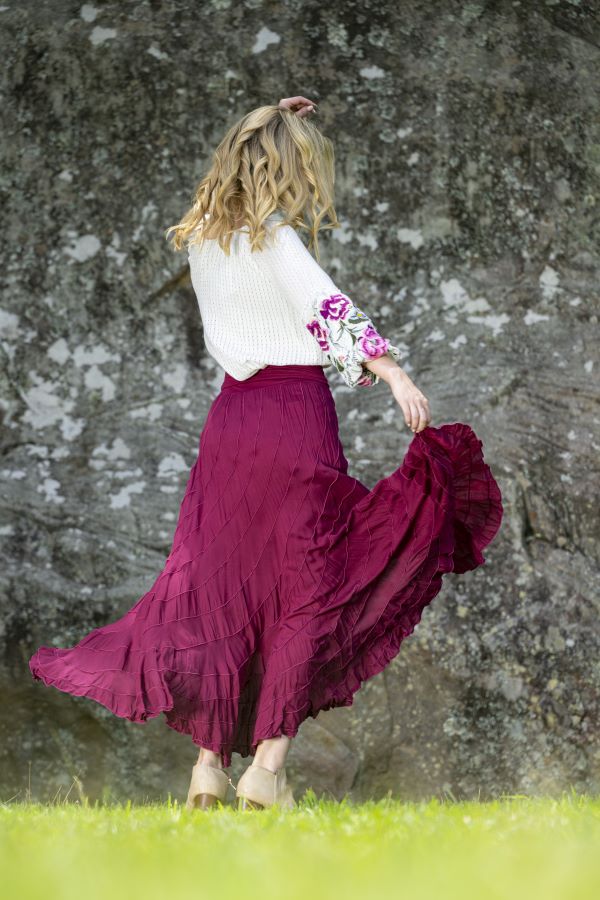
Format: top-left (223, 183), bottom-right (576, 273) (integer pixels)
top-left (187, 213), bottom-right (376, 381)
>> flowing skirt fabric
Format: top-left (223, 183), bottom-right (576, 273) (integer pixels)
top-left (29, 364), bottom-right (503, 766)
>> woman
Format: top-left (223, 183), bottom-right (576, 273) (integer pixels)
top-left (29, 96), bottom-right (503, 811)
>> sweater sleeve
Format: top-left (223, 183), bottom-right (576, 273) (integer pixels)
top-left (256, 223), bottom-right (404, 388)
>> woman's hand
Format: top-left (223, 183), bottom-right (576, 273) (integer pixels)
top-left (363, 356), bottom-right (432, 433)
top-left (388, 369), bottom-right (432, 433)
top-left (278, 96), bottom-right (318, 117)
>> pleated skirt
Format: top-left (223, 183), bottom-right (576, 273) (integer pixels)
top-left (29, 363), bottom-right (503, 767)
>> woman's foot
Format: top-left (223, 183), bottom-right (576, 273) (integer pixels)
top-left (186, 747), bottom-right (230, 810)
top-left (235, 737), bottom-right (296, 810)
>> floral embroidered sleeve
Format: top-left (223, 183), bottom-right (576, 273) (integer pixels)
top-left (305, 291), bottom-right (403, 388)
top-left (260, 220), bottom-right (404, 388)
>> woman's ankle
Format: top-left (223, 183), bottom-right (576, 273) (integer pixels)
top-left (196, 747), bottom-right (224, 768)
top-left (252, 735), bottom-right (291, 772)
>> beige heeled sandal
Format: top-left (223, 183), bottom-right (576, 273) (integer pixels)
top-left (185, 762), bottom-right (235, 810)
top-left (235, 764), bottom-right (296, 811)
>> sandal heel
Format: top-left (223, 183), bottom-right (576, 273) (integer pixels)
top-left (196, 792), bottom-right (221, 809)
top-left (186, 762), bottom-right (232, 810)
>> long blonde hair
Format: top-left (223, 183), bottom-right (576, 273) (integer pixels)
top-left (165, 105), bottom-right (339, 261)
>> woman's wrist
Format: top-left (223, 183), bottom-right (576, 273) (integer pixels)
top-left (363, 353), bottom-right (408, 385)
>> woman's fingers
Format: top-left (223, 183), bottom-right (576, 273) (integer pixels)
top-left (412, 393), bottom-right (431, 431)
top-left (416, 397), bottom-right (431, 432)
top-left (414, 400), bottom-right (431, 433)
top-left (425, 399), bottom-right (432, 427)
top-left (416, 404), bottom-right (430, 432)
top-left (385, 364), bottom-right (432, 433)
top-left (278, 96), bottom-right (318, 117)
top-left (403, 399), bottom-right (419, 432)
top-left (398, 392), bottom-right (431, 433)
top-left (278, 95), bottom-right (318, 108)
top-left (413, 401), bottom-right (427, 432)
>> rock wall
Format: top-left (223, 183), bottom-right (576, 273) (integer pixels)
top-left (1, 1), bottom-right (598, 803)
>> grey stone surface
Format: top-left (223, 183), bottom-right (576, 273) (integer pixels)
top-left (1, 1), bottom-right (598, 804)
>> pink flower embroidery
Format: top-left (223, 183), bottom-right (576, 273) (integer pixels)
top-left (306, 319), bottom-right (330, 352)
top-left (358, 325), bottom-right (390, 359)
top-left (356, 371), bottom-right (376, 387)
top-left (318, 293), bottom-right (352, 321)
top-left (307, 290), bottom-right (402, 388)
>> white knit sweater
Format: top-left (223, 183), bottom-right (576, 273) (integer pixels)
top-left (187, 212), bottom-right (403, 387)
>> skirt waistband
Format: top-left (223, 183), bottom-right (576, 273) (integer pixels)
top-left (221, 364), bottom-right (329, 391)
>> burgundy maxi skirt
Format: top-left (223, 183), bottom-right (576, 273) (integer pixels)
top-left (29, 363), bottom-right (503, 767)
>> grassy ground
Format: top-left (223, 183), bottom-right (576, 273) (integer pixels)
top-left (1, 791), bottom-right (599, 900)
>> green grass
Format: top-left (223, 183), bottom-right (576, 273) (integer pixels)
top-left (2, 790), bottom-right (599, 900)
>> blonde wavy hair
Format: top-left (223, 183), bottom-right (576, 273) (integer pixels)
top-left (164, 104), bottom-right (340, 262)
